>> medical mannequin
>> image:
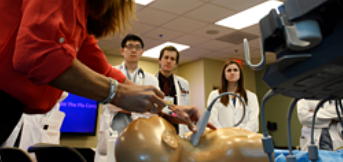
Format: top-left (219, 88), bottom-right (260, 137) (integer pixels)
top-left (208, 60), bottom-right (259, 132)
top-left (115, 116), bottom-right (268, 162)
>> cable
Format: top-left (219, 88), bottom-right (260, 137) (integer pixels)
top-left (190, 92), bottom-right (246, 146)
top-left (260, 89), bottom-right (281, 162)
top-left (310, 98), bottom-right (330, 144)
top-left (309, 98), bottom-right (330, 162)
top-left (261, 89), bottom-right (281, 137)
top-left (207, 92), bottom-right (246, 126)
top-left (335, 100), bottom-right (343, 128)
top-left (336, 100), bottom-right (343, 138)
top-left (286, 99), bottom-right (300, 155)
top-left (243, 38), bottom-right (266, 71)
top-left (286, 98), bottom-right (300, 162)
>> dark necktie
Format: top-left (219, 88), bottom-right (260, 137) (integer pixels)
top-left (163, 81), bottom-right (169, 96)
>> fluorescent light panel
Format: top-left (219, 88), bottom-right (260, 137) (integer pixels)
top-left (143, 42), bottom-right (190, 58)
top-left (215, 0), bottom-right (283, 29)
top-left (135, 0), bottom-right (155, 6)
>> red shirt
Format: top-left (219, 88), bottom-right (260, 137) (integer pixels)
top-left (0, 0), bottom-right (126, 113)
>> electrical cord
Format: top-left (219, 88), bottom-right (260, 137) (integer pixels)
top-left (261, 89), bottom-right (282, 162)
top-left (286, 98), bottom-right (300, 162)
top-left (309, 98), bottom-right (331, 162)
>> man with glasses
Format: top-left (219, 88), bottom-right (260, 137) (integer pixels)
top-left (95, 34), bottom-right (159, 161)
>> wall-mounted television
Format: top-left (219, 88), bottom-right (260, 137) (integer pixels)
top-left (59, 93), bottom-right (99, 136)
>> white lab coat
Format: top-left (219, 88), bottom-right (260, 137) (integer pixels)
top-left (95, 63), bottom-right (159, 162)
top-left (154, 73), bottom-right (191, 135)
top-left (5, 92), bottom-right (68, 161)
top-left (207, 89), bottom-right (260, 132)
top-left (297, 99), bottom-right (343, 151)
top-left (3, 117), bottom-right (23, 147)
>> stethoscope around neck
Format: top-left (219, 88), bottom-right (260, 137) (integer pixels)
top-left (119, 65), bottom-right (145, 85)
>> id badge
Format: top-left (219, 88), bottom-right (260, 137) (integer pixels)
top-left (164, 96), bottom-right (174, 105)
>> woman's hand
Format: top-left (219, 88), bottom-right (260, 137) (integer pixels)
top-left (111, 83), bottom-right (166, 113)
top-left (163, 105), bottom-right (216, 132)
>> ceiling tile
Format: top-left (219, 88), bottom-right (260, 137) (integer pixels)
top-left (143, 27), bottom-right (185, 41)
top-left (246, 37), bottom-right (261, 49)
top-left (136, 8), bottom-right (178, 26)
top-left (191, 24), bottom-right (236, 39)
top-left (125, 22), bottom-right (156, 35)
top-left (220, 44), bottom-right (258, 56)
top-left (97, 0), bottom-right (281, 64)
top-left (197, 0), bottom-right (213, 2)
top-left (162, 17), bottom-right (207, 33)
top-left (240, 24), bottom-right (261, 35)
top-left (195, 40), bottom-right (235, 51)
top-left (201, 51), bottom-right (227, 58)
top-left (220, 45), bottom-right (246, 55)
top-left (136, 4), bottom-right (145, 12)
top-left (180, 47), bottom-right (211, 57)
top-left (140, 37), bottom-right (165, 49)
top-left (98, 35), bottom-right (123, 43)
top-left (149, 0), bottom-right (204, 15)
top-left (184, 4), bottom-right (235, 23)
top-left (172, 34), bottom-right (210, 46)
top-left (210, 0), bottom-right (266, 12)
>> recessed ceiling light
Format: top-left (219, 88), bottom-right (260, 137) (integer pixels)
top-left (135, 0), bottom-right (155, 6)
top-left (215, 0), bottom-right (283, 30)
top-left (143, 42), bottom-right (190, 59)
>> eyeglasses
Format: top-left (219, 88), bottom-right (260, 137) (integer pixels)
top-left (125, 44), bottom-right (143, 51)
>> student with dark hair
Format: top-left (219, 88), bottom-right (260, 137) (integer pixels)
top-left (95, 34), bottom-right (159, 161)
top-left (208, 60), bottom-right (260, 132)
top-left (156, 46), bottom-right (191, 134)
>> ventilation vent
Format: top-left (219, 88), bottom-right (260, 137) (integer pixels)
top-left (216, 31), bottom-right (258, 45)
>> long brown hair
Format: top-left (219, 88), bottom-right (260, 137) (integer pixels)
top-left (218, 60), bottom-right (247, 106)
top-left (87, 0), bottom-right (136, 38)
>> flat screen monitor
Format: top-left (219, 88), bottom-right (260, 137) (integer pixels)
top-left (59, 93), bottom-right (98, 136)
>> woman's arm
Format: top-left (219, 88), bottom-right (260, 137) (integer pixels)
top-left (50, 59), bottom-right (166, 113)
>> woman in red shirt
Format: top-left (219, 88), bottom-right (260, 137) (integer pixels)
top-left (0, 0), bottom-right (212, 146)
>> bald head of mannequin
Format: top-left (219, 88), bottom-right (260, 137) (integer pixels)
top-left (115, 116), bottom-right (269, 162)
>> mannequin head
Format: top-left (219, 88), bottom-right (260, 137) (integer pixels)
top-left (115, 116), bottom-right (268, 162)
